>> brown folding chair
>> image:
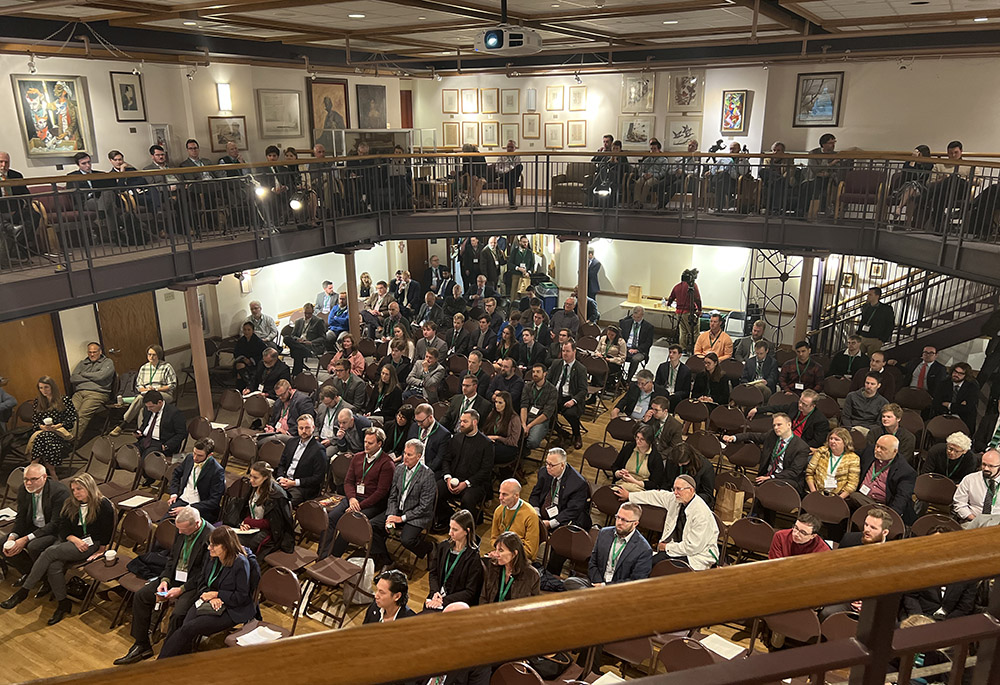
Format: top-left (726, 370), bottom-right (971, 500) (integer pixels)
top-left (821, 611), bottom-right (859, 641)
top-left (754, 478), bottom-right (801, 519)
top-left (229, 394), bottom-right (270, 438)
top-left (214, 388), bottom-right (245, 429)
top-left (605, 416), bottom-right (638, 444)
top-left (225, 566), bottom-right (303, 645)
top-left (724, 442), bottom-right (760, 474)
top-left (895, 387), bottom-right (933, 413)
top-left (801, 490), bottom-right (850, 533)
top-left (265, 500), bottom-right (326, 571)
top-left (725, 516), bottom-right (775, 564)
top-left (110, 517), bottom-right (178, 630)
top-left (543, 524), bottom-right (595, 579)
top-left (80, 508), bottom-right (153, 613)
top-left (914, 472), bottom-right (957, 509)
top-left (301, 511), bottom-right (373, 628)
top-left (582, 442), bottom-right (618, 483)
top-left (909, 513), bottom-right (961, 536)
top-left (709, 405), bottom-right (746, 435)
top-left (257, 438), bottom-right (285, 470)
top-left (654, 637), bottom-right (715, 673)
top-left (924, 414), bottom-right (970, 449)
top-left (815, 394), bottom-right (842, 421)
top-left (103, 444), bottom-right (143, 501)
top-left (850, 503), bottom-right (905, 540)
top-left (730, 384), bottom-right (764, 413)
top-left (823, 376), bottom-right (852, 400)
top-left (651, 558), bottom-right (693, 577)
top-left (675, 399), bottom-right (710, 433)
top-left (591, 484), bottom-right (622, 525)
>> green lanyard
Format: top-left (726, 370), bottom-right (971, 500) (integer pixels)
top-left (532, 385), bottom-right (544, 405)
top-left (375, 391), bottom-right (385, 409)
top-left (497, 571), bottom-right (516, 602)
top-left (828, 453), bottom-right (844, 476)
top-left (146, 362), bottom-right (159, 387)
top-left (78, 508), bottom-right (88, 538)
top-left (180, 521), bottom-right (206, 568)
top-left (631, 450), bottom-right (648, 476)
top-left (206, 559), bottom-right (221, 588)
top-left (362, 452), bottom-right (382, 480)
top-left (947, 457), bottom-right (964, 480)
top-left (499, 500), bottom-right (523, 532)
top-left (442, 548), bottom-right (463, 585)
top-left (610, 536), bottom-right (627, 571)
top-left (795, 359), bottom-right (811, 380)
top-left (550, 475), bottom-right (561, 503)
top-left (869, 460), bottom-right (892, 482)
top-left (420, 423), bottom-right (438, 442)
top-left (402, 464), bottom-right (421, 497)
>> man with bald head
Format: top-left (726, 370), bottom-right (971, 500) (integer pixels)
top-left (490, 478), bottom-right (540, 561)
top-left (854, 433), bottom-right (917, 522)
top-left (336, 407), bottom-right (372, 455)
top-left (3, 463), bottom-right (70, 581)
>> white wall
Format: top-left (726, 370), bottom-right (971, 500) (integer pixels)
top-left (59, 304), bottom-right (100, 362)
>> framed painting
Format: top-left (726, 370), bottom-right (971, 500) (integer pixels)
top-left (621, 73), bottom-right (654, 113)
top-left (841, 272), bottom-right (857, 289)
top-left (522, 113), bottom-right (541, 139)
top-left (462, 121), bottom-right (479, 146)
top-left (480, 87), bottom-right (499, 114)
top-left (481, 121), bottom-right (500, 147)
top-left (667, 72), bottom-right (705, 112)
top-left (307, 77), bottom-right (349, 149)
top-left (149, 123), bottom-right (171, 159)
top-left (546, 85), bottom-right (564, 111)
top-left (567, 120), bottom-right (587, 147)
top-left (207, 115), bottom-right (248, 152)
top-left (442, 89), bottom-right (459, 114)
top-left (869, 261), bottom-right (886, 279)
top-left (793, 71), bottom-right (844, 127)
top-left (356, 84), bottom-right (387, 129)
top-left (10, 74), bottom-right (96, 158)
top-left (461, 88), bottom-right (478, 114)
top-left (617, 114), bottom-right (655, 148)
top-left (500, 123), bottom-right (519, 147)
top-left (110, 71), bottom-right (146, 122)
top-left (568, 85), bottom-right (587, 112)
top-left (256, 88), bottom-right (301, 138)
top-left (665, 116), bottom-right (702, 151)
top-left (442, 121), bottom-right (460, 148)
top-left (501, 88), bottom-right (519, 115)
top-left (720, 89), bottom-right (749, 135)
top-left (544, 122), bottom-right (564, 149)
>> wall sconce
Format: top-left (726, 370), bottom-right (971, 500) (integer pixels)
top-left (216, 82), bottom-right (232, 111)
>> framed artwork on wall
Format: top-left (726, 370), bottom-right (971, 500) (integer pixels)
top-left (207, 115), bottom-right (248, 152)
top-left (546, 85), bottom-right (564, 111)
top-left (568, 85), bottom-right (587, 111)
top-left (841, 271), bottom-right (857, 289)
top-left (480, 88), bottom-right (499, 114)
top-left (481, 121), bottom-right (500, 147)
top-left (501, 89), bottom-right (519, 115)
top-left (500, 123), bottom-right (519, 146)
top-left (462, 121), bottom-right (479, 146)
top-left (617, 114), bottom-right (655, 148)
top-left (256, 88), bottom-right (302, 138)
top-left (869, 262), bottom-right (886, 279)
top-left (621, 73), bottom-right (654, 113)
top-left (667, 71), bottom-right (705, 112)
top-left (149, 123), bottom-right (172, 158)
top-left (356, 84), bottom-right (388, 129)
top-left (306, 77), bottom-right (349, 149)
top-left (793, 71), bottom-right (844, 127)
top-left (544, 122), bottom-right (564, 149)
top-left (442, 89), bottom-right (459, 114)
top-left (10, 73), bottom-right (96, 158)
top-left (109, 71), bottom-right (146, 122)
top-left (442, 121), bottom-right (460, 148)
top-left (522, 113), bottom-right (541, 139)
top-left (461, 88), bottom-right (479, 114)
top-left (665, 116), bottom-right (702, 150)
top-left (567, 120), bottom-right (587, 147)
top-left (720, 90), bottom-right (749, 135)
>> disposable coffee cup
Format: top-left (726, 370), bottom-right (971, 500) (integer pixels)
top-left (104, 550), bottom-right (118, 566)
top-left (450, 477), bottom-right (460, 487)
top-left (43, 417), bottom-right (53, 426)
top-left (117, 395), bottom-right (124, 405)
top-left (3, 540), bottom-right (15, 552)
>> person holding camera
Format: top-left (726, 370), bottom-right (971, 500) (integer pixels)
top-left (667, 269), bottom-right (702, 355)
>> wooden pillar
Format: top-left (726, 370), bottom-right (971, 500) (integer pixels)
top-left (577, 239), bottom-right (589, 323)
top-left (343, 250), bottom-right (362, 341)
top-left (182, 287), bottom-right (214, 419)
top-left (794, 256), bottom-right (814, 343)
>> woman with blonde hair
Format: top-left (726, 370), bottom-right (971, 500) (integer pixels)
top-left (0, 472), bottom-right (114, 625)
top-left (29, 375), bottom-right (76, 471)
top-left (359, 271), bottom-right (373, 299)
top-left (805, 426), bottom-right (861, 498)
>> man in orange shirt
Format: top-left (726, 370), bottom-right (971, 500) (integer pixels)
top-left (694, 312), bottom-right (733, 361)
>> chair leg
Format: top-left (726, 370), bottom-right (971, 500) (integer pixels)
top-left (80, 578), bottom-right (100, 613)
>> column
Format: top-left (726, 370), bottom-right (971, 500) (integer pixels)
top-left (343, 250), bottom-right (362, 341)
top-left (182, 286), bottom-right (214, 419)
top-left (794, 256), bottom-right (814, 344)
top-left (577, 238), bottom-right (589, 323)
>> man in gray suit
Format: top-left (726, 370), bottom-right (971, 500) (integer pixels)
top-left (369, 438), bottom-right (437, 569)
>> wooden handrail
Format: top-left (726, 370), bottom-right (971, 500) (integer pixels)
top-left (38, 526), bottom-right (1000, 685)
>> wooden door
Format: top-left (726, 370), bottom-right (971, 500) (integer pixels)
top-left (407, 240), bottom-right (429, 279)
top-left (96, 292), bottom-right (161, 373)
top-left (0, 314), bottom-right (65, 413)
top-left (400, 90), bottom-right (413, 129)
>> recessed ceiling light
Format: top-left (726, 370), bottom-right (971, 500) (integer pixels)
top-left (974, 17), bottom-right (989, 22)
top-left (183, 20), bottom-right (197, 25)
top-left (662, 20), bottom-right (678, 24)
top-left (418, 15), bottom-right (426, 19)
top-left (348, 13), bottom-right (365, 18)
top-left (551, 3), bottom-right (560, 6)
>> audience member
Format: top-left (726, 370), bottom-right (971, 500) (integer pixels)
top-left (855, 435), bottom-right (916, 523)
top-left (619, 306), bottom-right (654, 381)
top-left (371, 438), bottom-right (437, 567)
top-left (364, 569), bottom-right (416, 623)
top-left (166, 438), bottom-right (226, 522)
top-left (694, 312), bottom-right (734, 361)
top-left (367, 365), bottom-right (403, 420)
top-left (267, 380), bottom-right (315, 442)
top-left (233, 322), bottom-right (267, 390)
top-left (739, 340), bottom-right (778, 399)
top-left (547, 341), bottom-right (588, 450)
top-left (612, 423), bottom-right (662, 492)
top-left (805, 427), bottom-right (860, 499)
top-left (827, 334), bottom-right (869, 378)
top-left (724, 413), bottom-right (810, 496)
top-left (955, 449), bottom-right (1000, 529)
top-left (425, 509), bottom-right (485, 610)
top-left (436, 410), bottom-right (494, 528)
top-left (135, 390), bottom-right (186, 459)
top-left (487, 357), bottom-right (525, 411)
top-left (331, 358), bottom-right (367, 408)
top-left (870, 403), bottom-right (916, 464)
top-left (415, 322), bottom-right (448, 360)
top-left (29, 376), bottom-right (77, 470)
top-left (314, 280), bottom-right (336, 318)
top-left (733, 320), bottom-right (767, 363)
top-left (494, 324), bottom-right (521, 365)
top-left (932, 362), bottom-right (979, 434)
top-left (691, 352), bottom-right (732, 406)
top-left (514, 327), bottom-right (548, 371)
top-left (549, 298), bottom-right (581, 340)
top-left (593, 324), bottom-right (625, 386)
top-left (779, 340), bottom-right (824, 392)
top-left (385, 406), bottom-right (415, 460)
top-left (751, 389), bottom-right (830, 449)
top-left (767, 513), bottom-right (831, 558)
top-left (922, 432), bottom-right (979, 483)
top-left (245, 301), bottom-right (278, 345)
top-left (408, 403), bottom-right (451, 473)
top-left (273, 415), bottom-right (325, 507)
top-left (465, 351), bottom-right (491, 397)
top-left (663, 442), bottom-right (715, 506)
top-left (654, 344), bottom-right (693, 411)
top-left (467, 274), bottom-right (497, 307)
top-left (445, 375), bottom-right (491, 433)
top-left (284, 303), bottom-right (325, 376)
top-left (849, 351), bottom-right (897, 400)
top-left (335, 408), bottom-right (372, 455)
top-left (624, 475), bottom-right (719, 570)
top-left (2, 464), bottom-right (70, 581)
top-left (842, 373), bottom-right (889, 432)
top-left (330, 334), bottom-right (366, 377)
top-left (481, 532), bottom-right (540, 603)
top-left (612, 369), bottom-right (659, 421)
top-left (326, 292), bottom-right (351, 343)
top-left (857, 286), bottom-right (895, 355)
top-left (587, 503), bottom-right (652, 586)
top-left (974, 397), bottom-right (1000, 452)
top-left (896, 345), bottom-right (946, 394)
top-left (521, 363), bottom-right (558, 450)
top-left (490, 479), bottom-right (540, 561)
top-left (379, 339), bottom-right (413, 386)
top-left (68, 342), bottom-right (115, 443)
top-left (404, 349), bottom-right (446, 402)
top-left (483, 391), bottom-right (522, 472)
top-left (228, 461), bottom-right (294, 558)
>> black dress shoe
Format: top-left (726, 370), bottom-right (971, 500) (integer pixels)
top-left (1, 588), bottom-right (28, 609)
top-left (13, 574), bottom-right (27, 588)
top-left (47, 599), bottom-right (71, 625)
top-left (34, 582), bottom-right (51, 599)
top-left (113, 644), bottom-right (154, 666)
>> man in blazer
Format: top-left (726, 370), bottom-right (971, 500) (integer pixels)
top-left (370, 438), bottom-right (438, 567)
top-left (421, 254), bottom-right (445, 294)
top-left (612, 371), bottom-right (663, 421)
top-left (165, 438), bottom-right (226, 523)
top-left (268, 379), bottom-right (315, 442)
top-left (4, 463), bottom-right (70, 579)
top-left (136, 390), bottom-right (187, 458)
top-left (0, 152), bottom-right (41, 238)
top-left (619, 306), bottom-right (656, 382)
top-left (274, 415), bottom-right (327, 507)
top-left (547, 341), bottom-right (589, 450)
top-left (248, 348), bottom-right (291, 400)
top-left (514, 328), bottom-right (548, 371)
top-left (414, 292), bottom-right (447, 330)
top-left (932, 362), bottom-right (979, 434)
top-left (471, 315), bottom-right (498, 360)
top-left (284, 303), bottom-right (326, 376)
top-left (114, 506), bottom-right (215, 665)
top-left (531, 448), bottom-right (592, 574)
top-left (654, 345), bottom-right (693, 411)
top-left (725, 412), bottom-right (811, 496)
top-left (444, 315), bottom-right (474, 357)
top-left (857, 434), bottom-right (917, 524)
top-left (587, 502), bottom-right (653, 586)
top-left (750, 390), bottom-right (830, 449)
top-left (849, 351), bottom-right (897, 401)
top-left (396, 271), bottom-right (422, 317)
top-left (436, 410), bottom-right (494, 528)
top-left (894, 346), bottom-right (948, 396)
top-left (444, 375), bottom-right (492, 433)
top-left (407, 403), bottom-right (452, 474)
top-left (739, 340), bottom-right (780, 397)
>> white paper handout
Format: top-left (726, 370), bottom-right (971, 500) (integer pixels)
top-left (235, 624), bottom-right (284, 646)
top-left (700, 633), bottom-right (745, 660)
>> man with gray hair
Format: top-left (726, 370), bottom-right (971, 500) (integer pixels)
top-left (619, 305), bottom-right (655, 382)
top-left (530, 447), bottom-right (592, 574)
top-left (549, 297), bottom-right (581, 340)
top-left (956, 449), bottom-right (1000, 529)
top-left (113, 506), bottom-right (214, 666)
top-left (3, 463), bottom-right (70, 581)
top-left (336, 408), bottom-right (372, 455)
top-left (245, 300), bottom-right (278, 345)
top-left (922, 431), bottom-right (978, 484)
top-left (369, 438), bottom-right (437, 569)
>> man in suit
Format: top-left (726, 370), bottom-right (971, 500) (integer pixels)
top-left (246, 347), bottom-right (291, 401)
top-left (284, 302), bottom-right (326, 376)
top-left (530, 448), bottom-right (592, 540)
top-left (408, 403), bottom-right (452, 474)
top-left (422, 254), bottom-right (445, 294)
top-left (113, 506), bottom-right (214, 665)
top-left (435, 268), bottom-right (458, 300)
top-left (749, 389), bottom-right (830, 449)
top-left (514, 327), bottom-right (548, 372)
top-left (933, 362), bottom-right (979, 434)
top-left (414, 292), bottom-right (447, 331)
top-left (2, 463), bottom-right (70, 580)
top-left (547, 340), bottom-right (589, 450)
top-left (724, 412), bottom-right (811, 495)
top-left (894, 345), bottom-right (947, 396)
top-left (0, 151), bottom-right (41, 253)
top-left (444, 313), bottom-right (473, 357)
top-left (619, 306), bottom-right (655, 382)
top-left (733, 320), bottom-right (767, 364)
top-left (314, 281), bottom-right (336, 319)
top-left (587, 247), bottom-right (601, 301)
top-left (363, 569), bottom-right (417, 623)
top-left (177, 139), bottom-right (221, 232)
top-left (435, 409), bottom-right (494, 528)
top-left (466, 274), bottom-right (497, 308)
top-left (371, 438), bottom-right (438, 568)
top-left (136, 390), bottom-right (187, 459)
top-left (404, 348), bottom-right (447, 403)
top-left (66, 151), bottom-right (116, 218)
top-left (549, 298), bottom-right (581, 341)
top-left (274, 415), bottom-right (327, 507)
top-left (332, 358), bottom-right (368, 409)
top-left (849, 351), bottom-right (897, 401)
top-left (315, 386), bottom-right (353, 464)
top-left (396, 271), bottom-right (422, 317)
top-left (465, 351), bottom-right (491, 398)
top-left (856, 434), bottom-right (917, 523)
top-left (654, 345), bottom-right (693, 412)
top-left (165, 438), bottom-right (226, 522)
top-left (611, 370), bottom-right (661, 421)
top-left (267, 379), bottom-right (315, 442)
top-left (827, 334), bottom-right (869, 378)
top-left (739, 340), bottom-right (779, 399)
top-left (587, 502), bottom-right (652, 586)
top-left (414, 322), bottom-right (448, 361)
top-left (471, 315), bottom-right (498, 360)
top-left (336, 408), bottom-right (372, 455)
top-left (445, 375), bottom-right (492, 432)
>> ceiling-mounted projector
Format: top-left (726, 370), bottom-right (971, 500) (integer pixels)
top-left (474, 25), bottom-right (542, 55)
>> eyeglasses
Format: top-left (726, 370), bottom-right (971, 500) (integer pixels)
top-left (614, 515), bottom-right (639, 524)
top-left (672, 486), bottom-right (693, 493)
top-left (544, 461), bottom-right (562, 468)
top-left (792, 526), bottom-right (814, 536)
top-left (23, 476), bottom-right (44, 483)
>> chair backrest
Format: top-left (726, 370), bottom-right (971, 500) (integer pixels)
top-left (547, 524), bottom-right (595, 565)
top-left (243, 394), bottom-right (271, 420)
top-left (577, 336), bottom-right (598, 353)
top-left (591, 485), bottom-right (622, 520)
top-left (335, 510), bottom-right (373, 549)
top-left (720, 358), bottom-right (744, 381)
top-left (229, 434), bottom-right (258, 464)
top-left (768, 391), bottom-right (799, 407)
top-left (709, 405), bottom-right (746, 434)
top-left (727, 516), bottom-right (775, 557)
top-left (88, 435), bottom-right (116, 478)
top-left (754, 478), bottom-right (801, 515)
top-left (3, 467), bottom-right (25, 507)
top-left (638, 504), bottom-right (667, 536)
top-left (850, 429), bottom-right (868, 455)
top-left (913, 472), bottom-right (958, 506)
top-left (815, 394), bottom-right (842, 420)
top-left (114, 443), bottom-right (143, 482)
top-left (187, 416), bottom-right (211, 441)
top-left (656, 637), bottom-right (715, 673)
top-left (209, 428), bottom-right (229, 457)
top-left (154, 518), bottom-right (178, 550)
top-left (296, 499), bottom-right (330, 539)
top-left (293, 372), bottom-right (319, 396)
top-left (332, 454), bottom-right (352, 484)
top-left (579, 322), bottom-right (601, 339)
top-left (583, 443), bottom-right (618, 474)
top-left (674, 399), bottom-right (709, 424)
top-left (821, 611), bottom-right (859, 642)
top-left (364, 362), bottom-right (380, 384)
top-left (257, 566), bottom-right (303, 610)
top-left (849, 503), bottom-right (905, 540)
top-left (448, 354), bottom-right (469, 375)
top-left (685, 356), bottom-right (706, 375)
top-left (606, 416), bottom-right (638, 443)
top-left (822, 375), bottom-right (852, 400)
top-left (900, 410), bottom-right (925, 443)
top-left (357, 338), bottom-right (377, 358)
top-left (895, 387), bottom-right (933, 412)
top-left (801, 490), bottom-right (850, 525)
top-left (687, 430), bottom-right (722, 461)
top-left (725, 442), bottom-right (760, 470)
top-left (581, 354), bottom-right (608, 383)
top-left (730, 384), bottom-right (764, 410)
top-left (926, 415), bottom-right (968, 443)
top-left (142, 451), bottom-right (170, 482)
top-left (715, 471), bottom-right (755, 503)
top-left (650, 558), bottom-right (693, 577)
top-left (120, 508), bottom-right (154, 550)
top-left (490, 662), bottom-right (544, 685)
top-left (432, 401), bottom-right (450, 423)
top-left (843, 169), bottom-right (884, 195)
top-left (257, 439), bottom-right (285, 469)
top-left (764, 608), bottom-right (822, 644)
top-left (226, 475), bottom-right (253, 501)
top-left (217, 388), bottom-right (245, 414)
top-left (910, 513), bottom-right (962, 536)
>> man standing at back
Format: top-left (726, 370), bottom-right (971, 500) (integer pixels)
top-left (857, 287), bottom-right (895, 356)
top-left (667, 269), bottom-right (702, 355)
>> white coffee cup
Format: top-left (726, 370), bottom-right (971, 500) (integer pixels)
top-left (3, 540), bottom-right (15, 552)
top-left (104, 549), bottom-right (118, 566)
top-left (450, 477), bottom-right (460, 487)
top-left (43, 417), bottom-right (53, 426)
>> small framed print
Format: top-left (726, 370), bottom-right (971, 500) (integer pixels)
top-left (462, 121), bottom-right (479, 146)
top-left (568, 85), bottom-right (587, 111)
top-left (567, 119), bottom-right (587, 147)
top-left (621, 73), bottom-right (655, 113)
top-left (544, 121), bottom-right (564, 149)
top-left (480, 88), bottom-right (499, 114)
top-left (481, 121), bottom-right (500, 147)
top-left (546, 85), bottom-right (564, 111)
top-left (720, 89), bottom-right (749, 135)
top-left (841, 272), bottom-right (857, 289)
top-left (522, 113), bottom-right (541, 139)
top-left (442, 89), bottom-right (459, 114)
top-left (667, 71), bottom-right (705, 112)
top-left (110, 71), bottom-right (147, 122)
top-left (664, 116), bottom-right (701, 151)
top-left (461, 88), bottom-right (478, 114)
top-left (501, 88), bottom-right (519, 115)
top-left (793, 71), bottom-right (845, 127)
top-left (500, 123), bottom-right (519, 147)
top-left (207, 115), bottom-right (248, 152)
top-left (869, 261), bottom-right (886, 279)
top-left (442, 121), bottom-right (460, 147)
top-left (618, 115), bottom-right (655, 149)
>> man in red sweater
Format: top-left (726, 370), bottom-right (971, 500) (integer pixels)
top-left (768, 513), bottom-right (831, 559)
top-left (666, 269), bottom-right (702, 355)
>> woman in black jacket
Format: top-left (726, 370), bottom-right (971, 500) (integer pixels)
top-left (367, 365), bottom-right (403, 420)
top-left (385, 405), bottom-right (415, 462)
top-left (612, 423), bottom-right (664, 492)
top-left (233, 321), bottom-right (267, 390)
top-left (691, 352), bottom-right (732, 407)
top-left (159, 526), bottom-right (257, 658)
top-left (233, 461), bottom-right (294, 558)
top-left (425, 509), bottom-right (484, 611)
top-left (1, 473), bottom-right (114, 624)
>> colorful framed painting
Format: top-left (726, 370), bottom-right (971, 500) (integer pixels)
top-left (793, 71), bottom-right (844, 127)
top-left (356, 84), bottom-right (387, 129)
top-left (667, 71), bottom-right (705, 113)
top-left (480, 88), bottom-right (499, 114)
top-left (307, 77), bottom-right (349, 149)
top-left (568, 85), bottom-right (587, 111)
top-left (545, 85), bottom-right (564, 111)
top-left (522, 112), bottom-right (541, 139)
top-left (10, 73), bottom-right (96, 158)
top-left (500, 88), bottom-right (519, 115)
top-left (481, 121), bottom-right (500, 147)
top-left (567, 120), bottom-right (587, 147)
top-left (500, 123), bottom-right (519, 147)
top-left (665, 116), bottom-right (702, 151)
top-left (442, 89), bottom-right (459, 114)
top-left (621, 73), bottom-right (654, 113)
top-left (207, 115), bottom-right (248, 153)
top-left (461, 88), bottom-right (478, 114)
top-left (110, 71), bottom-right (146, 122)
top-left (462, 121), bottom-right (479, 146)
top-left (544, 122), bottom-right (564, 149)
top-left (442, 121), bottom-right (460, 148)
top-left (617, 114), bottom-right (654, 148)
top-left (720, 89), bottom-right (749, 135)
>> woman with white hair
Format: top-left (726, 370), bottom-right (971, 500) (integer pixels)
top-left (921, 431), bottom-right (978, 484)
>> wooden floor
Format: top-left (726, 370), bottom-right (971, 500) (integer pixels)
top-left (0, 383), bottom-right (763, 685)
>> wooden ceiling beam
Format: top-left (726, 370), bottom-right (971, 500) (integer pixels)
top-left (528, 0), bottom-right (731, 22)
top-left (729, 0), bottom-right (804, 31)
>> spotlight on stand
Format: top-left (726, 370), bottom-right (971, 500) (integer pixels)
top-left (254, 183), bottom-right (268, 198)
top-left (289, 192), bottom-right (305, 211)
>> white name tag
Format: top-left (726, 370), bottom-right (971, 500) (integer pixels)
top-left (195, 598), bottom-right (204, 608)
top-left (861, 325), bottom-right (870, 333)
top-left (859, 484), bottom-right (871, 496)
top-left (356, 483), bottom-right (366, 495)
top-left (81, 536), bottom-right (94, 547)
top-left (546, 506), bottom-right (559, 518)
top-left (794, 383), bottom-right (804, 391)
top-left (472, 258), bottom-right (479, 264)
top-left (824, 474), bottom-right (838, 490)
top-left (529, 406), bottom-right (540, 416)
top-left (175, 569), bottom-right (188, 583)
top-left (257, 383), bottom-right (265, 392)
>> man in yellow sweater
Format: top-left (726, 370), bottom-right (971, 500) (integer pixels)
top-left (490, 478), bottom-right (540, 561)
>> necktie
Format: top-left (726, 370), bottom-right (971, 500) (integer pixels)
top-left (769, 439), bottom-right (786, 476)
top-left (985, 478), bottom-right (998, 515)
top-left (560, 364), bottom-right (570, 392)
top-left (146, 412), bottom-right (159, 441)
top-left (1, 175), bottom-right (7, 197)
top-left (916, 363), bottom-right (928, 390)
top-left (673, 505), bottom-right (687, 543)
top-left (668, 365), bottom-right (676, 389)
top-left (953, 385), bottom-right (960, 406)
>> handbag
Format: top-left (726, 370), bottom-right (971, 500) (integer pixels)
top-left (525, 653), bottom-right (572, 680)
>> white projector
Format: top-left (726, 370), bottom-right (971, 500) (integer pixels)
top-left (474, 25), bottom-right (543, 55)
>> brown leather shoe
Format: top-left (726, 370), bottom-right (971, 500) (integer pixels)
top-left (573, 435), bottom-right (583, 450)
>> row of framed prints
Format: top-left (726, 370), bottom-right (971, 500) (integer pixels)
top-left (442, 86), bottom-right (588, 115)
top-left (442, 117), bottom-right (588, 149)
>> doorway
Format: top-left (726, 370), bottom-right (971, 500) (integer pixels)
top-left (407, 240), bottom-right (429, 281)
top-left (400, 90), bottom-right (413, 130)
top-left (96, 292), bottom-right (161, 373)
top-left (0, 314), bottom-right (65, 414)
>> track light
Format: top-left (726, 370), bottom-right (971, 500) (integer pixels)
top-left (27, 54), bottom-right (36, 74)
top-left (574, 72), bottom-right (582, 84)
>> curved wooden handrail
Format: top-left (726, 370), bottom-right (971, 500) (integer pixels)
top-left (37, 526), bottom-right (1000, 685)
